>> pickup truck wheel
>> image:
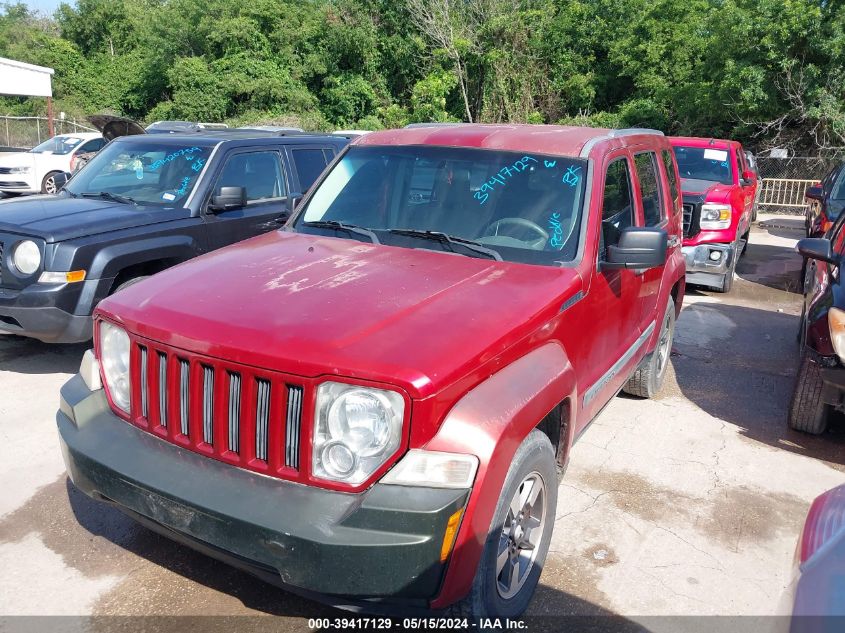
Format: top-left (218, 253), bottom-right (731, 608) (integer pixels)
top-left (452, 429), bottom-right (557, 618)
top-left (623, 296), bottom-right (675, 399)
top-left (788, 352), bottom-right (830, 435)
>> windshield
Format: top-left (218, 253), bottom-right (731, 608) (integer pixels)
top-left (294, 146), bottom-right (587, 265)
top-left (674, 146), bottom-right (733, 186)
top-left (30, 136), bottom-right (87, 155)
top-left (65, 140), bottom-right (212, 206)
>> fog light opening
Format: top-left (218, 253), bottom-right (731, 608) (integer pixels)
top-left (321, 441), bottom-right (357, 478)
top-left (709, 250), bottom-right (722, 261)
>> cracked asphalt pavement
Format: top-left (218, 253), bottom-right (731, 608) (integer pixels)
top-left (1, 213), bottom-right (843, 623)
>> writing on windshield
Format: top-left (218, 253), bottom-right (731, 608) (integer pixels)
top-left (65, 140), bottom-right (213, 206)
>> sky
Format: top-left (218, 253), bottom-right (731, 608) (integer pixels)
top-left (24, 0), bottom-right (65, 16)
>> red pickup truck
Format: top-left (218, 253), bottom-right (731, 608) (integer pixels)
top-left (57, 124), bottom-right (686, 617)
top-left (671, 137), bottom-right (758, 293)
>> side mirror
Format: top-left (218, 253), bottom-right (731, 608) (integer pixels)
top-left (796, 238), bottom-right (839, 265)
top-left (209, 186), bottom-right (246, 212)
top-left (603, 226), bottom-right (668, 270)
top-left (741, 170), bottom-right (756, 186)
top-left (53, 172), bottom-right (70, 191)
top-left (287, 191), bottom-right (303, 213)
top-left (805, 185), bottom-right (824, 202)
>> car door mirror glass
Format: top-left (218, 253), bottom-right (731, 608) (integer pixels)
top-left (806, 185), bottom-right (824, 202)
top-left (210, 186), bottom-right (247, 212)
top-left (603, 226), bottom-right (668, 270)
top-left (796, 238), bottom-right (839, 265)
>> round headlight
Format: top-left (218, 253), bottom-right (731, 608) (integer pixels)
top-left (313, 382), bottom-right (405, 484)
top-left (327, 389), bottom-right (394, 457)
top-left (99, 321), bottom-right (131, 412)
top-left (12, 240), bottom-right (41, 275)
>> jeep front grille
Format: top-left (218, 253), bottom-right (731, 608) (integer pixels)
top-left (130, 339), bottom-right (306, 479)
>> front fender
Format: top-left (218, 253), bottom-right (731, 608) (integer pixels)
top-left (425, 342), bottom-right (577, 608)
top-left (87, 234), bottom-right (199, 280)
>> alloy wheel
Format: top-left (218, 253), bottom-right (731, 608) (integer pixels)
top-left (496, 472), bottom-right (546, 599)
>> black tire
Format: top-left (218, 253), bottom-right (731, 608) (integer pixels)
top-left (751, 205), bottom-right (757, 222)
top-left (788, 352), bottom-right (830, 435)
top-left (41, 171), bottom-right (61, 194)
top-left (623, 296), bottom-right (675, 398)
top-left (451, 430), bottom-right (557, 619)
top-left (113, 275), bottom-right (149, 294)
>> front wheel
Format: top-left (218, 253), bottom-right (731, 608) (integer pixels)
top-left (41, 171), bottom-right (61, 194)
top-left (788, 352), bottom-right (830, 435)
top-left (453, 430), bottom-right (557, 618)
top-left (623, 296), bottom-right (675, 398)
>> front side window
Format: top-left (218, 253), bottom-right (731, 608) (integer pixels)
top-left (294, 145), bottom-right (588, 265)
top-left (600, 158), bottom-right (634, 260)
top-left (831, 167), bottom-right (845, 201)
top-left (215, 151), bottom-right (285, 202)
top-left (634, 152), bottom-right (666, 226)
top-left (64, 139), bottom-right (213, 206)
top-left (77, 138), bottom-right (106, 153)
top-left (29, 135), bottom-right (88, 155)
top-left (674, 145), bottom-right (733, 186)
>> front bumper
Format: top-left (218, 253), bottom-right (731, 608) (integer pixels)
top-left (0, 176), bottom-right (36, 193)
top-left (0, 279), bottom-right (111, 343)
top-left (682, 243), bottom-right (736, 288)
top-left (57, 374), bottom-right (469, 609)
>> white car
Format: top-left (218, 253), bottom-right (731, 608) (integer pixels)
top-left (0, 132), bottom-right (106, 195)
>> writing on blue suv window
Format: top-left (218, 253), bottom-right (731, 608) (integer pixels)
top-left (64, 140), bottom-right (213, 207)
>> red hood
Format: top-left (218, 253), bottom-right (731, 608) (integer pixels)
top-left (98, 232), bottom-right (582, 398)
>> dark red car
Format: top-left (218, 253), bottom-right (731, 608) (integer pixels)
top-left (671, 137), bottom-right (758, 293)
top-left (57, 124), bottom-right (686, 617)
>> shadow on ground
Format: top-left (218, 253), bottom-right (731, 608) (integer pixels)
top-left (670, 301), bottom-right (845, 469)
top-left (0, 334), bottom-right (87, 375)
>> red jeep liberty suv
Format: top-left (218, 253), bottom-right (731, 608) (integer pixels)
top-left (671, 137), bottom-right (758, 293)
top-left (57, 124), bottom-right (686, 617)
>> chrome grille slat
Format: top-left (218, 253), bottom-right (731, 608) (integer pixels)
top-left (228, 372), bottom-right (241, 453)
top-left (139, 346), bottom-right (148, 418)
top-left (202, 366), bottom-right (214, 445)
top-left (255, 379), bottom-right (270, 461)
top-left (158, 352), bottom-right (167, 427)
top-left (179, 360), bottom-right (190, 436)
top-left (285, 385), bottom-right (303, 469)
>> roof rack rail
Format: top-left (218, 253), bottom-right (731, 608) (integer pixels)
top-left (579, 127), bottom-right (665, 157)
top-left (607, 128), bottom-right (664, 138)
top-left (404, 122), bottom-right (466, 129)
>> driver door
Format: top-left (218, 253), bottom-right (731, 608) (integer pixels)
top-left (579, 153), bottom-right (645, 426)
top-left (203, 149), bottom-right (292, 249)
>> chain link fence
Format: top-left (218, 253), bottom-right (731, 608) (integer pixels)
top-left (0, 116), bottom-right (96, 151)
top-left (755, 152), bottom-right (845, 215)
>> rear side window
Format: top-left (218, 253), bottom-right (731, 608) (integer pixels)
top-left (292, 148), bottom-right (330, 191)
top-left (601, 158), bottom-right (634, 259)
top-left (634, 152), bottom-right (665, 226)
top-left (661, 149), bottom-right (680, 213)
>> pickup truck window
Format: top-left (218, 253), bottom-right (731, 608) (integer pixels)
top-left (674, 146), bottom-right (732, 186)
top-left (295, 145), bottom-right (587, 265)
top-left (215, 151), bottom-right (286, 202)
top-left (831, 167), bottom-right (845, 201)
top-left (65, 140), bottom-right (213, 206)
top-left (634, 152), bottom-right (665, 226)
top-left (600, 158), bottom-right (634, 259)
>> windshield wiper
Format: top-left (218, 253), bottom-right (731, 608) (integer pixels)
top-left (80, 191), bottom-right (136, 205)
top-left (386, 229), bottom-right (502, 261)
top-left (301, 220), bottom-right (380, 244)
